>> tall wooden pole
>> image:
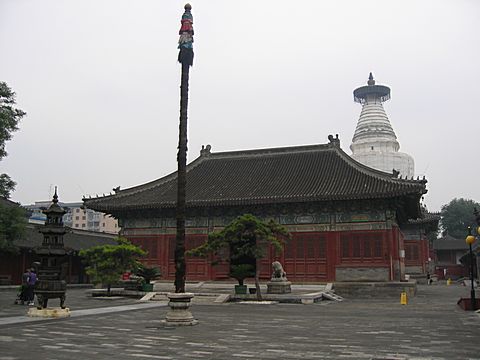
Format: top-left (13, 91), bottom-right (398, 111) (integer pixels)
top-left (175, 3), bottom-right (194, 293)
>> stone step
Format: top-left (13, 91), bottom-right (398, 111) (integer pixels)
top-left (322, 291), bottom-right (344, 302)
top-left (214, 294), bottom-right (231, 303)
top-left (139, 292), bottom-right (157, 302)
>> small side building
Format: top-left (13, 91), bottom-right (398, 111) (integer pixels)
top-left (402, 212), bottom-right (440, 275)
top-left (433, 234), bottom-right (469, 280)
top-left (0, 224), bottom-right (117, 285)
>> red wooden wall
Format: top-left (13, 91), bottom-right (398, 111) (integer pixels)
top-left (129, 228), bottom-right (399, 282)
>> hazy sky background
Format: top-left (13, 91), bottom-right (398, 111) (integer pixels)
top-left (1, 0), bottom-right (479, 211)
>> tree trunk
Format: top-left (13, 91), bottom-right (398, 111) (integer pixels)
top-left (255, 259), bottom-right (262, 301)
top-left (175, 62), bottom-right (190, 293)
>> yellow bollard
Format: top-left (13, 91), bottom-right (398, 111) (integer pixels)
top-left (447, 278), bottom-right (452, 286)
top-left (400, 291), bottom-right (408, 305)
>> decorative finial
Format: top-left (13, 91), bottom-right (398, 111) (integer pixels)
top-left (178, 4), bottom-right (194, 66)
top-left (200, 144), bottom-right (212, 156)
top-left (53, 186), bottom-right (58, 204)
top-left (328, 134), bottom-right (340, 147)
top-left (367, 72), bottom-right (375, 86)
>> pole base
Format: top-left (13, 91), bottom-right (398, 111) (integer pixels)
top-left (163, 292), bottom-right (198, 326)
top-left (27, 307), bottom-right (71, 318)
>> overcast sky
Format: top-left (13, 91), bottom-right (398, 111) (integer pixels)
top-left (1, 0), bottom-right (479, 212)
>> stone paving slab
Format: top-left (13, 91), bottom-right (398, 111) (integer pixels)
top-left (0, 284), bottom-right (479, 359)
top-left (0, 302), bottom-right (167, 326)
top-left (0, 288), bottom-right (142, 319)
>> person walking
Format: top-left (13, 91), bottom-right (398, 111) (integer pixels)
top-left (26, 268), bottom-right (37, 306)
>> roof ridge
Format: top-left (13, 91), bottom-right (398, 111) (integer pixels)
top-left (85, 154), bottom-right (209, 203)
top-left (208, 143), bottom-right (333, 159)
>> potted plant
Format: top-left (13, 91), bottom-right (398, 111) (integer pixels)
top-left (135, 264), bottom-right (162, 292)
top-left (230, 264), bottom-right (255, 295)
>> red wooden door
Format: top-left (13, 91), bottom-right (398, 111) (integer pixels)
top-left (284, 233), bottom-right (328, 282)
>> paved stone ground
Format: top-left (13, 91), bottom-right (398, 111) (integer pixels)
top-left (0, 283), bottom-right (479, 359)
top-left (0, 288), bottom-right (143, 318)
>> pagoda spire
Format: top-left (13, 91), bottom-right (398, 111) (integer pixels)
top-left (52, 186), bottom-right (58, 204)
top-left (350, 73), bottom-right (414, 178)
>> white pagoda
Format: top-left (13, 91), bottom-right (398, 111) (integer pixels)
top-left (350, 73), bottom-right (414, 178)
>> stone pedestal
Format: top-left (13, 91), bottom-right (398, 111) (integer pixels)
top-left (164, 292), bottom-right (198, 326)
top-left (27, 307), bottom-right (71, 318)
top-left (267, 281), bottom-right (291, 294)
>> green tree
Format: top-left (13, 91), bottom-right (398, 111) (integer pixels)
top-left (79, 237), bottom-right (146, 294)
top-left (0, 200), bottom-right (26, 253)
top-left (188, 214), bottom-right (290, 300)
top-left (0, 82), bottom-right (26, 252)
top-left (0, 174), bottom-right (16, 199)
top-left (0, 81), bottom-right (26, 198)
top-left (440, 198), bottom-right (480, 238)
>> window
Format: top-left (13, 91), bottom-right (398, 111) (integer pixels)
top-left (305, 238), bottom-right (315, 259)
top-left (82, 216), bottom-right (86, 220)
top-left (296, 238), bottom-right (304, 258)
top-left (318, 236), bottom-right (326, 258)
top-left (374, 237), bottom-right (382, 257)
top-left (341, 233), bottom-right (383, 262)
top-left (102, 223), bottom-right (105, 227)
top-left (76, 208), bottom-right (80, 213)
top-left (352, 235), bottom-right (361, 257)
top-left (364, 238), bottom-right (371, 257)
top-left (82, 224), bottom-right (86, 228)
top-left (405, 244), bottom-right (420, 261)
top-left (168, 236), bottom-right (176, 260)
top-left (75, 216), bottom-right (79, 220)
top-left (75, 224), bottom-right (79, 228)
top-left (341, 235), bottom-right (349, 258)
top-left (285, 240), bottom-right (294, 259)
top-left (412, 246), bottom-right (419, 260)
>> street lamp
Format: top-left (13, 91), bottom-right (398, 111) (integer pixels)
top-left (465, 227), bottom-right (476, 310)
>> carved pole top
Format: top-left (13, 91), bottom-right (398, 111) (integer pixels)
top-left (178, 4), bottom-right (194, 66)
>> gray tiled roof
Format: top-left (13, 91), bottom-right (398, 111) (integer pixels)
top-left (433, 234), bottom-right (470, 250)
top-left (85, 142), bottom-right (427, 213)
top-left (14, 225), bottom-right (117, 251)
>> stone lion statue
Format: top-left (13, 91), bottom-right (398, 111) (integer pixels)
top-left (271, 261), bottom-right (287, 281)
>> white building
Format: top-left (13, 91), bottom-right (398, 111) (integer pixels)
top-left (350, 73), bottom-right (414, 178)
top-left (25, 201), bottom-right (119, 234)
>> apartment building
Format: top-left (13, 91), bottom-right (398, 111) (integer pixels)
top-left (25, 201), bottom-right (119, 234)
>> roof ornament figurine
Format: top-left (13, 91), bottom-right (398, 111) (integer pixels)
top-left (328, 134), bottom-right (340, 147)
top-left (178, 3), bottom-right (194, 66)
